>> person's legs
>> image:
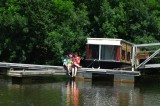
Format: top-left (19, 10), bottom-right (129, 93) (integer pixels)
top-left (63, 65), bottom-right (68, 75)
top-left (67, 64), bottom-right (72, 75)
top-left (74, 67), bottom-right (78, 76)
top-left (71, 67), bottom-right (75, 77)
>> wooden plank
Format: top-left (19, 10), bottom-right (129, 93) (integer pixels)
top-left (0, 62), bottom-right (63, 69)
top-left (144, 64), bottom-right (160, 69)
top-left (7, 70), bottom-right (55, 77)
top-left (136, 54), bottom-right (149, 59)
top-left (86, 69), bottom-right (140, 76)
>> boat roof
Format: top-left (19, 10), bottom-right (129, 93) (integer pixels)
top-left (86, 38), bottom-right (133, 46)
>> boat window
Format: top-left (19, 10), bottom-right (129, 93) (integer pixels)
top-left (127, 52), bottom-right (130, 61)
top-left (122, 50), bottom-right (125, 60)
top-left (86, 45), bottom-right (99, 60)
top-left (101, 45), bottom-right (120, 61)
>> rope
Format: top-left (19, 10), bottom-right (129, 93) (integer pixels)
top-left (113, 66), bottom-right (132, 70)
top-left (87, 59), bottom-right (100, 69)
top-left (87, 59), bottom-right (96, 68)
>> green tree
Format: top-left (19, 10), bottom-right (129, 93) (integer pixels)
top-left (0, 0), bottom-right (28, 62)
top-left (89, 0), bottom-right (160, 43)
top-left (45, 2), bottom-right (90, 65)
top-left (0, 0), bottom-right (159, 65)
top-left (100, 1), bottom-right (128, 38)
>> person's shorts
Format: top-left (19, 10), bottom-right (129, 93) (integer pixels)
top-left (72, 64), bottom-right (78, 68)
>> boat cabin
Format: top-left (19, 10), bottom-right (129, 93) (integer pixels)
top-left (85, 38), bottom-right (160, 70)
top-left (86, 38), bottom-right (133, 64)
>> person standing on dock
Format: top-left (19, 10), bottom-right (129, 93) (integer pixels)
top-left (71, 53), bottom-right (81, 77)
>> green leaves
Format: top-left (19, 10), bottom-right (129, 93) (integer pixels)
top-left (135, 35), bottom-right (158, 44)
top-left (0, 0), bottom-right (159, 65)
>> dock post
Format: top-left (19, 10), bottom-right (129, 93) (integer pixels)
top-left (83, 71), bottom-right (93, 79)
top-left (114, 74), bottom-right (135, 83)
top-left (131, 45), bottom-right (136, 71)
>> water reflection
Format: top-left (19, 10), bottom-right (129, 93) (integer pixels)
top-left (0, 77), bottom-right (160, 106)
top-left (64, 80), bottom-right (145, 106)
top-left (66, 79), bottom-right (79, 106)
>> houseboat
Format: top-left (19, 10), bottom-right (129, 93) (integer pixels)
top-left (85, 38), bottom-right (134, 69)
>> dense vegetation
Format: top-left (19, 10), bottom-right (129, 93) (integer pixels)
top-left (0, 0), bottom-right (159, 65)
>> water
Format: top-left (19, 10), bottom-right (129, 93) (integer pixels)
top-left (0, 77), bottom-right (160, 106)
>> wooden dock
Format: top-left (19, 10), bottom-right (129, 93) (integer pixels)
top-left (142, 64), bottom-right (160, 69)
top-left (0, 62), bottom-right (65, 77)
top-left (86, 69), bottom-right (140, 76)
top-left (0, 62), bottom-right (91, 77)
top-left (0, 62), bottom-right (143, 83)
top-left (76, 68), bottom-right (140, 83)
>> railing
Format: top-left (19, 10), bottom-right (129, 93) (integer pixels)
top-left (136, 48), bottom-right (160, 69)
top-left (133, 42), bottom-right (160, 70)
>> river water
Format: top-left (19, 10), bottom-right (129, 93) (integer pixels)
top-left (0, 76), bottom-right (160, 106)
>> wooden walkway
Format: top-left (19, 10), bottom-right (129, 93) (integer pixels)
top-left (76, 68), bottom-right (140, 83)
top-left (0, 62), bottom-right (65, 77)
top-left (143, 64), bottom-right (160, 69)
top-left (1, 61), bottom-right (153, 79)
top-left (1, 62), bottom-right (159, 77)
top-left (0, 62), bottom-right (62, 70)
top-left (86, 69), bottom-right (140, 76)
top-left (0, 62), bottom-right (90, 77)
top-left (0, 62), bottom-right (142, 83)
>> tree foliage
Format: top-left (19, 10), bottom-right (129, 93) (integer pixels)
top-left (0, 0), bottom-right (159, 65)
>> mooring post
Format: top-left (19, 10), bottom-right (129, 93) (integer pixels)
top-left (83, 71), bottom-right (93, 79)
top-left (131, 45), bottom-right (136, 71)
